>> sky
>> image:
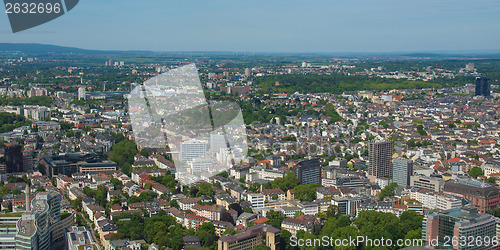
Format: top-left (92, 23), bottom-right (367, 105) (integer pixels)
top-left (1, 0), bottom-right (500, 53)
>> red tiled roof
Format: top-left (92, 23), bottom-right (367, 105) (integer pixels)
top-left (252, 217), bottom-right (269, 224)
top-left (447, 158), bottom-right (461, 162)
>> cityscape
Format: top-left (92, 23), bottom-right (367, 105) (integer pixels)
top-left (0, 45), bottom-right (498, 250)
top-left (1, 1), bottom-right (500, 249)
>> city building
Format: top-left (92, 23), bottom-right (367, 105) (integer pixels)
top-left (191, 204), bottom-right (224, 221)
top-left (281, 215), bottom-right (319, 236)
top-left (475, 77), bottom-right (491, 97)
top-left (26, 87), bottom-right (47, 98)
top-left (295, 159), bottom-right (321, 185)
top-left (247, 193), bottom-right (265, 210)
top-left (368, 141), bottom-right (393, 180)
top-left (443, 179), bottom-right (500, 213)
top-left (4, 144), bottom-right (23, 173)
top-left (218, 224), bottom-right (280, 250)
top-left (180, 141), bottom-right (207, 163)
top-left (42, 153), bottom-right (118, 178)
top-left (66, 226), bottom-right (100, 250)
top-left (78, 87), bottom-right (86, 100)
top-left (410, 175), bottom-right (444, 192)
top-left (332, 196), bottom-right (370, 216)
top-left (392, 158), bottom-right (413, 187)
top-left (322, 176), bottom-right (369, 188)
top-left (423, 208), bottom-right (496, 250)
top-left (0, 187), bottom-right (69, 249)
top-left (18, 106), bottom-right (50, 121)
top-left (262, 188), bottom-right (286, 201)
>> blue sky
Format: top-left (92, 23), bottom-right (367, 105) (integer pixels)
top-left (1, 0), bottom-right (500, 53)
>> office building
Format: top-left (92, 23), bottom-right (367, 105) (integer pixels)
top-left (295, 159), bottom-right (321, 185)
top-left (475, 77), bottom-right (491, 97)
top-left (19, 106), bottom-right (50, 121)
top-left (180, 141), bottom-right (207, 163)
top-left (78, 87), bottom-right (86, 100)
top-left (410, 175), bottom-right (444, 192)
top-left (423, 208), bottom-right (496, 250)
top-left (392, 158), bottom-right (413, 187)
top-left (443, 179), bottom-right (499, 213)
top-left (332, 196), bottom-right (370, 216)
top-left (368, 141), bottom-right (393, 180)
top-left (247, 193), bottom-right (265, 210)
top-left (218, 224), bottom-right (280, 250)
top-left (4, 144), bottom-right (23, 173)
top-left (0, 187), bottom-right (72, 249)
top-left (42, 153), bottom-right (118, 178)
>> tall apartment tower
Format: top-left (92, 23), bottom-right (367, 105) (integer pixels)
top-left (78, 87), bottom-right (86, 100)
top-left (368, 141), bottom-right (393, 180)
top-left (475, 77), bottom-right (491, 97)
top-left (295, 159), bottom-right (321, 185)
top-left (392, 158), bottom-right (413, 187)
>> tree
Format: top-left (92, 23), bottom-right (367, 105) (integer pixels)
top-left (215, 171), bottom-right (228, 178)
top-left (222, 228), bottom-right (237, 235)
top-left (271, 171), bottom-right (299, 192)
top-left (254, 245), bottom-right (271, 250)
top-left (195, 182), bottom-right (213, 197)
top-left (111, 195), bottom-right (122, 205)
top-left (293, 183), bottom-right (321, 202)
top-left (108, 139), bottom-right (138, 174)
top-left (469, 167), bottom-right (484, 178)
top-left (326, 205), bottom-right (340, 218)
top-left (144, 183), bottom-right (153, 190)
top-left (170, 199), bottom-right (179, 209)
top-left (294, 211), bottom-right (304, 218)
top-left (196, 222), bottom-right (216, 247)
top-left (140, 149), bottom-right (150, 157)
top-left (416, 124), bottom-right (427, 136)
top-left (378, 183), bottom-right (398, 199)
top-left (487, 177), bottom-right (497, 184)
top-left (265, 210), bottom-right (285, 230)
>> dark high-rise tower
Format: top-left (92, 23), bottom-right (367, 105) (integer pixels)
top-left (368, 141), bottom-right (393, 179)
top-left (4, 144), bottom-right (23, 173)
top-left (475, 77), bottom-right (491, 97)
top-left (295, 159), bottom-right (321, 185)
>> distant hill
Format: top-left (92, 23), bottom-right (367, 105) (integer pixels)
top-left (0, 43), bottom-right (103, 54)
top-left (1, 43), bottom-right (500, 58)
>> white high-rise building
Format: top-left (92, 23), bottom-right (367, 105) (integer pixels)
top-left (180, 141), bottom-right (207, 163)
top-left (210, 133), bottom-right (226, 155)
top-left (78, 87), bottom-right (86, 100)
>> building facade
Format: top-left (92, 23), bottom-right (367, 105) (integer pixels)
top-left (368, 141), bottom-right (393, 180)
top-left (295, 159), bottom-right (321, 185)
top-left (218, 224), bottom-right (280, 250)
top-left (423, 208), bottom-right (496, 250)
top-left (392, 158), bottom-right (413, 187)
